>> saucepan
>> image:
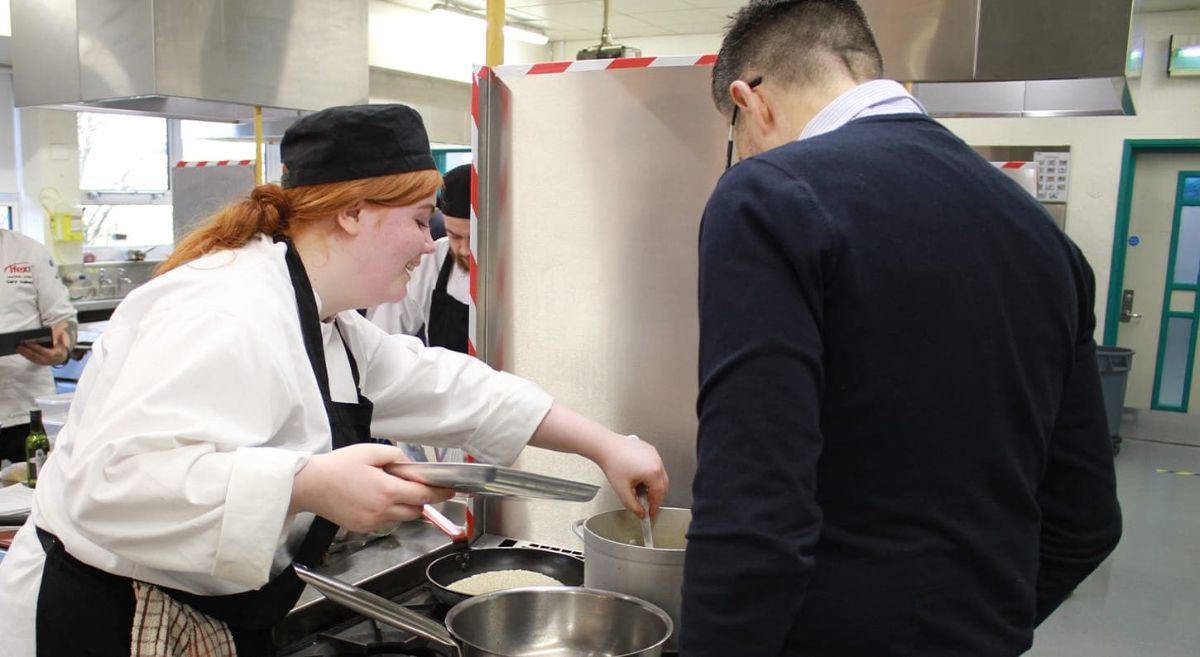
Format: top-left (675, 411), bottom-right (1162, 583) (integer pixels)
top-left (573, 507), bottom-right (692, 652)
top-left (425, 546), bottom-right (584, 606)
top-left (295, 564), bottom-right (672, 657)
top-left (124, 245), bottom-right (160, 262)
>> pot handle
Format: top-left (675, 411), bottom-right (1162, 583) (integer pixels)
top-left (295, 564), bottom-right (460, 655)
top-left (571, 517), bottom-right (586, 541)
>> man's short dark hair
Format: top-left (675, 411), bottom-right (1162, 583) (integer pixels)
top-left (712, 0), bottom-right (884, 116)
top-left (440, 164), bottom-right (472, 219)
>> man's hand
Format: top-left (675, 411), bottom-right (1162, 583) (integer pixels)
top-left (15, 322), bottom-right (70, 366)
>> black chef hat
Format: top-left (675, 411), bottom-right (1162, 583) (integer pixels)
top-left (440, 164), bottom-right (473, 219)
top-left (280, 104), bottom-right (437, 189)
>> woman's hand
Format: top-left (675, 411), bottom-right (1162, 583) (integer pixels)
top-left (290, 443), bottom-right (454, 533)
top-left (528, 403), bottom-right (669, 517)
top-left (593, 434), bottom-right (669, 518)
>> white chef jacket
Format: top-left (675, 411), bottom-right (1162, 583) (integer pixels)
top-left (368, 237), bottom-right (470, 337)
top-left (0, 230), bottom-right (77, 428)
top-left (0, 235), bottom-right (551, 657)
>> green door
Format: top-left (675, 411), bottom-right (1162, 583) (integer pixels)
top-left (1111, 148), bottom-right (1200, 413)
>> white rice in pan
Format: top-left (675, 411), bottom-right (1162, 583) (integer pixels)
top-left (446, 569), bottom-right (565, 596)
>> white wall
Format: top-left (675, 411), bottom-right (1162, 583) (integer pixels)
top-left (369, 0), bottom-right (550, 84)
top-left (369, 68), bottom-right (471, 146)
top-left (941, 10), bottom-right (1200, 327)
top-left (0, 73), bottom-right (19, 195)
top-left (13, 107), bottom-right (81, 262)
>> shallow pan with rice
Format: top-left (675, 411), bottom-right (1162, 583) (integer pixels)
top-left (425, 546), bottom-right (584, 606)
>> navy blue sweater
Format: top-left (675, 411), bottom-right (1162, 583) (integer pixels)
top-left (683, 115), bottom-right (1121, 657)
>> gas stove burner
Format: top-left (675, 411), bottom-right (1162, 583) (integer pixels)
top-left (278, 586), bottom-right (456, 657)
top-left (283, 633), bottom-right (453, 657)
top-left (318, 618), bottom-right (441, 655)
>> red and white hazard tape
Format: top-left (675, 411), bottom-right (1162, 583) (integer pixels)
top-left (468, 66), bottom-right (489, 360)
top-left (495, 53), bottom-right (716, 77)
top-left (174, 160), bottom-right (254, 168)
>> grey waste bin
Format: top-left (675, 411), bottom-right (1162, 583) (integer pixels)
top-left (1096, 346), bottom-right (1134, 447)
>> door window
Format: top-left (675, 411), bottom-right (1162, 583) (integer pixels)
top-left (1172, 207), bottom-right (1200, 286)
top-left (1184, 175), bottom-right (1200, 203)
top-left (1157, 316), bottom-right (1195, 408)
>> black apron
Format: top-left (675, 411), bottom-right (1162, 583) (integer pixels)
top-left (35, 237), bottom-right (374, 656)
top-left (427, 251), bottom-right (469, 353)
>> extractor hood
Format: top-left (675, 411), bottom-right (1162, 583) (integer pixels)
top-left (860, 0), bottom-right (1137, 116)
top-left (11, 0), bottom-right (369, 122)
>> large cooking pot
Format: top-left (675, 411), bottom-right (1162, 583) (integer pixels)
top-left (425, 547), bottom-right (584, 606)
top-left (295, 565), bottom-right (672, 657)
top-left (573, 507), bottom-right (691, 652)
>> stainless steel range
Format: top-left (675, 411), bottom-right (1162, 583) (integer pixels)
top-left (275, 511), bottom-right (585, 657)
top-left (277, 584), bottom-right (454, 657)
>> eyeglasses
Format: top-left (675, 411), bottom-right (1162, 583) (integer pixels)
top-left (726, 76), bottom-right (763, 170)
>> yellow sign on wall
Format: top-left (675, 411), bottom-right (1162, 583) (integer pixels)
top-left (39, 188), bottom-right (84, 242)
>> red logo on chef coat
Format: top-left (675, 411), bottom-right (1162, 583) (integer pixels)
top-left (4, 262), bottom-right (32, 274)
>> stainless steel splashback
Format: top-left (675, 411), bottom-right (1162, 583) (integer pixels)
top-left (11, 0), bottom-right (368, 121)
top-left (476, 65), bottom-right (726, 549)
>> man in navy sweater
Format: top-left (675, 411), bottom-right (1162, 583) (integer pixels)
top-left (682, 2), bottom-right (1123, 655)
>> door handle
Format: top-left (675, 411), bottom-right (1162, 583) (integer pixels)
top-left (1120, 289), bottom-right (1142, 322)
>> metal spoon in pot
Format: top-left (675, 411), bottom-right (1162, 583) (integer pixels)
top-left (636, 484), bottom-right (654, 549)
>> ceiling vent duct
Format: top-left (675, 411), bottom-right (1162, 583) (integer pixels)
top-left (11, 0), bottom-right (369, 122)
top-left (860, 0), bottom-right (1137, 116)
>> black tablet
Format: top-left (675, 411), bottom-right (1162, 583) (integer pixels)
top-left (0, 327), bottom-right (53, 357)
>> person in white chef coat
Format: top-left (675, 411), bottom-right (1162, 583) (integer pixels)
top-left (0, 229), bottom-right (77, 462)
top-left (368, 163), bottom-right (473, 353)
top-left (0, 104), bottom-right (668, 657)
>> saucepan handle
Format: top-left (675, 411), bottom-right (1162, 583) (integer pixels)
top-left (571, 517), bottom-right (586, 541)
top-left (294, 564), bottom-right (460, 655)
top-left (423, 504), bottom-right (469, 542)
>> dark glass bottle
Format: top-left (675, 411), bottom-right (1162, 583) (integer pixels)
top-left (25, 409), bottom-right (50, 488)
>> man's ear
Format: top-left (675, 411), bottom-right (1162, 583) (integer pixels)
top-left (335, 202), bottom-right (366, 236)
top-left (729, 79), bottom-right (775, 137)
top-left (746, 88), bottom-right (775, 135)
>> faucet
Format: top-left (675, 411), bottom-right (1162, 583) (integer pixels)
top-left (96, 268), bottom-right (115, 299)
top-left (116, 268), bottom-right (134, 296)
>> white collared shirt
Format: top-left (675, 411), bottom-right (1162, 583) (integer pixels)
top-left (799, 79), bottom-right (927, 142)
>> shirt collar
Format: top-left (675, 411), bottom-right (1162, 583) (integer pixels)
top-left (798, 79), bottom-right (927, 142)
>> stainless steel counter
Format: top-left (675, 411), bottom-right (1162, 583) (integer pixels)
top-left (276, 502), bottom-right (468, 648)
top-left (72, 299), bottom-right (122, 313)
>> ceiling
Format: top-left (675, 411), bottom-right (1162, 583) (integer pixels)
top-left (394, 0), bottom-right (1200, 43)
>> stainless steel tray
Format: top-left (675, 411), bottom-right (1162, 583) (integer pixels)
top-left (384, 462), bottom-right (598, 502)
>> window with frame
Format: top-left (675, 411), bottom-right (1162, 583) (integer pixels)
top-left (77, 114), bottom-right (262, 250)
top-left (77, 113), bottom-right (171, 249)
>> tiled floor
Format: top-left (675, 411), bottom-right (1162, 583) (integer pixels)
top-left (1025, 413), bottom-right (1200, 656)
